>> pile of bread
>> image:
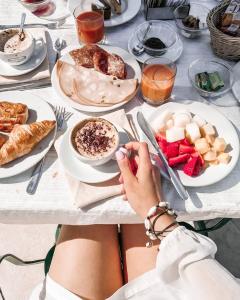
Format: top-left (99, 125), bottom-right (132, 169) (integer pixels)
top-left (57, 45), bottom-right (138, 107)
top-left (0, 101), bottom-right (55, 166)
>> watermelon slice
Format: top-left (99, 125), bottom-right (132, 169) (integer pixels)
top-left (169, 154), bottom-right (190, 167)
top-left (166, 142), bottom-right (179, 158)
top-left (180, 138), bottom-right (192, 146)
top-left (129, 158), bottom-right (138, 176)
top-left (183, 156), bottom-right (199, 176)
top-left (156, 135), bottom-right (168, 153)
top-left (179, 144), bottom-right (195, 155)
top-left (191, 152), bottom-right (205, 166)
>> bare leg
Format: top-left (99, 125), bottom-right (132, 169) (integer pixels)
top-left (49, 225), bottom-right (123, 300)
top-left (120, 224), bottom-right (159, 283)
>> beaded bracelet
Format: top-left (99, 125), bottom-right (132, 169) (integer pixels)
top-left (144, 202), bottom-right (177, 248)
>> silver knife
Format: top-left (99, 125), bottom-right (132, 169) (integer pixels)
top-left (137, 111), bottom-right (189, 201)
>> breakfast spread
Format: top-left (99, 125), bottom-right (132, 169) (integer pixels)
top-left (91, 0), bottom-right (122, 20)
top-left (57, 45), bottom-right (137, 107)
top-left (0, 120), bottom-right (56, 166)
top-left (0, 101), bottom-right (28, 132)
top-left (73, 119), bottom-right (118, 159)
top-left (219, 0), bottom-right (240, 37)
top-left (195, 71), bottom-right (224, 92)
top-left (152, 109), bottom-right (231, 177)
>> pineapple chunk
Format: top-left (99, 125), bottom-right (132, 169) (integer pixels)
top-left (193, 115), bottom-right (206, 127)
top-left (213, 138), bottom-right (227, 152)
top-left (201, 123), bottom-right (215, 137)
top-left (209, 159), bottom-right (219, 166)
top-left (166, 127), bottom-right (185, 143)
top-left (218, 152), bottom-right (231, 164)
top-left (195, 138), bottom-right (210, 154)
top-left (203, 150), bottom-right (217, 161)
top-left (185, 123), bottom-right (201, 143)
top-left (205, 134), bottom-right (215, 146)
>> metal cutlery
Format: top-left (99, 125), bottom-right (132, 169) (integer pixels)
top-left (132, 22), bottom-right (152, 56)
top-left (0, 22), bottom-right (68, 30)
top-left (26, 106), bottom-right (72, 195)
top-left (0, 82), bottom-right (51, 92)
top-left (19, 13), bottom-right (26, 41)
top-left (54, 38), bottom-right (67, 63)
top-left (137, 111), bottom-right (189, 201)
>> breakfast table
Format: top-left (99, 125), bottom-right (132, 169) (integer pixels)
top-left (0, 0), bottom-right (240, 226)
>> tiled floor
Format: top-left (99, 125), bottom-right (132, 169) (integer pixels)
top-left (1, 220), bottom-right (240, 300)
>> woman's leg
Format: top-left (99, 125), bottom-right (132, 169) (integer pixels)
top-left (120, 224), bottom-right (159, 283)
top-left (49, 225), bottom-right (123, 300)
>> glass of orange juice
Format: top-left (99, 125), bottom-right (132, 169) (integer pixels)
top-left (141, 57), bottom-right (177, 105)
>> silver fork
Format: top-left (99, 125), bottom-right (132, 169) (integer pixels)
top-left (26, 106), bottom-right (72, 195)
top-left (0, 22), bottom-right (72, 30)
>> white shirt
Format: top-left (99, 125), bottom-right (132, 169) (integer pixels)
top-left (30, 227), bottom-right (240, 300)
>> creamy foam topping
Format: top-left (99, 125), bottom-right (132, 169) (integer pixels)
top-left (74, 120), bottom-right (117, 158)
top-left (4, 33), bottom-right (30, 54)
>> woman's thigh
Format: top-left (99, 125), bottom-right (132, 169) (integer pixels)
top-left (120, 224), bottom-right (159, 283)
top-left (49, 224), bottom-right (123, 300)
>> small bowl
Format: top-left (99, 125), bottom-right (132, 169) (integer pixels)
top-left (188, 59), bottom-right (233, 98)
top-left (0, 28), bottom-right (34, 66)
top-left (69, 118), bottom-right (120, 167)
top-left (136, 21), bottom-right (178, 56)
top-left (174, 3), bottom-right (209, 39)
top-left (18, 0), bottom-right (52, 16)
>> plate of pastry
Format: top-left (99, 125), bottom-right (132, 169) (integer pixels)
top-left (141, 101), bottom-right (240, 187)
top-left (0, 91), bottom-right (56, 179)
top-left (51, 44), bottom-right (140, 113)
top-left (69, 0), bottom-right (141, 27)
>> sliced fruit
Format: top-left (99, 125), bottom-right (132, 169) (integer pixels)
top-left (156, 135), bottom-right (168, 153)
top-left (192, 115), bottom-right (206, 127)
top-left (129, 158), bottom-right (138, 176)
top-left (209, 159), bottom-right (219, 166)
top-left (166, 119), bottom-right (174, 129)
top-left (180, 138), bottom-right (192, 146)
top-left (213, 137), bottom-right (227, 152)
top-left (173, 113), bottom-right (191, 128)
top-left (166, 127), bottom-right (185, 143)
top-left (201, 123), bottom-right (215, 137)
top-left (179, 144), bottom-right (195, 155)
top-left (205, 134), bottom-right (215, 146)
top-left (192, 159), bottom-right (202, 176)
top-left (168, 154), bottom-right (190, 167)
top-left (165, 142), bottom-right (179, 158)
top-left (218, 152), bottom-right (231, 164)
top-left (203, 150), bottom-right (217, 162)
top-left (194, 138), bottom-right (210, 154)
top-left (185, 123), bottom-right (201, 143)
top-left (191, 152), bottom-right (205, 166)
top-left (183, 156), bottom-right (199, 176)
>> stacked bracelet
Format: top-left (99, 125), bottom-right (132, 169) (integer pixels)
top-left (144, 202), bottom-right (177, 248)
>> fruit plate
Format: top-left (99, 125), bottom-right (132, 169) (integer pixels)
top-left (140, 101), bottom-right (240, 187)
top-left (51, 45), bottom-right (141, 114)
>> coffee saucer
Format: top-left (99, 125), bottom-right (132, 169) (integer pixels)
top-left (59, 125), bottom-right (130, 183)
top-left (0, 38), bottom-right (47, 77)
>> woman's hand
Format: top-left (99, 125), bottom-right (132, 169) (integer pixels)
top-left (116, 142), bottom-right (162, 219)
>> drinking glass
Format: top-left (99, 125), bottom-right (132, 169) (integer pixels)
top-left (141, 57), bottom-right (177, 105)
top-left (73, 6), bottom-right (104, 44)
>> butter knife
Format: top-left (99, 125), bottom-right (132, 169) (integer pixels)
top-left (137, 111), bottom-right (189, 201)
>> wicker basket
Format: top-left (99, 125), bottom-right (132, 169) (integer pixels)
top-left (207, 0), bottom-right (240, 61)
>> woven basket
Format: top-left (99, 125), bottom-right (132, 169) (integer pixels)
top-left (207, 0), bottom-right (240, 61)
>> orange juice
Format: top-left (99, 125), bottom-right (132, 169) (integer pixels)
top-left (141, 60), bottom-right (176, 105)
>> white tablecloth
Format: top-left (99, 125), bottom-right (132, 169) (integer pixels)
top-left (0, 1), bottom-right (240, 224)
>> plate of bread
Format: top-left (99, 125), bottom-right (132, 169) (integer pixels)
top-left (0, 91), bottom-right (56, 179)
top-left (51, 44), bottom-right (140, 113)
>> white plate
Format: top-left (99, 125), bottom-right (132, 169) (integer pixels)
top-left (232, 61), bottom-right (240, 103)
top-left (0, 38), bottom-right (47, 77)
top-left (59, 124), bottom-right (130, 183)
top-left (51, 45), bottom-right (141, 113)
top-left (0, 91), bottom-right (56, 179)
top-left (69, 0), bottom-right (141, 27)
top-left (128, 33), bottom-right (183, 64)
top-left (141, 102), bottom-right (240, 187)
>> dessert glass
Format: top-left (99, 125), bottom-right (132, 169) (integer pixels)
top-left (141, 57), bottom-right (177, 106)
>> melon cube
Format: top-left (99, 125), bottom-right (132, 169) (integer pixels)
top-left (166, 119), bottom-right (174, 129)
top-left (218, 152), bottom-right (231, 164)
top-left (192, 115), bottom-right (206, 127)
top-left (194, 138), bottom-right (210, 154)
top-left (203, 150), bottom-right (217, 162)
top-left (201, 123), bottom-right (215, 137)
top-left (185, 123), bottom-right (201, 143)
top-left (166, 127), bottom-right (185, 143)
top-left (209, 159), bottom-right (219, 166)
top-left (213, 138), bottom-right (227, 152)
top-left (151, 110), bottom-right (173, 133)
top-left (205, 134), bottom-right (215, 146)
top-left (173, 113), bottom-right (191, 128)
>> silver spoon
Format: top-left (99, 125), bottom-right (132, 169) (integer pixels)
top-left (54, 38), bottom-right (67, 63)
top-left (19, 13), bottom-right (26, 41)
top-left (132, 22), bottom-right (152, 56)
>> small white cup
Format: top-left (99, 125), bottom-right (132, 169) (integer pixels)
top-left (0, 28), bottom-right (34, 66)
top-left (69, 118), bottom-right (120, 167)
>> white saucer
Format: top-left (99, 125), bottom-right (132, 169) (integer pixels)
top-left (128, 33), bottom-right (183, 64)
top-left (59, 124), bottom-right (130, 183)
top-left (232, 61), bottom-right (240, 103)
top-left (68, 0), bottom-right (141, 27)
top-left (0, 38), bottom-right (47, 77)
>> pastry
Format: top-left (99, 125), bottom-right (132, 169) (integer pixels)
top-left (91, 0), bottom-right (112, 20)
top-left (107, 0), bottom-right (121, 14)
top-left (0, 135), bottom-right (6, 148)
top-left (0, 120), bottom-right (56, 166)
top-left (0, 101), bottom-right (28, 132)
top-left (57, 61), bottom-right (138, 107)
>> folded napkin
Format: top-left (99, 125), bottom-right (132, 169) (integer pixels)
top-left (56, 109), bottom-right (134, 208)
top-left (0, 28), bottom-right (50, 88)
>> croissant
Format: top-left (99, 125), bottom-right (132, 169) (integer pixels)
top-left (0, 134), bottom-right (6, 148)
top-left (0, 120), bottom-right (56, 166)
top-left (0, 101), bottom-right (28, 132)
